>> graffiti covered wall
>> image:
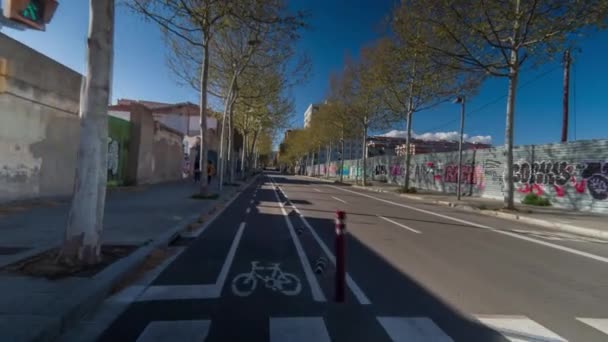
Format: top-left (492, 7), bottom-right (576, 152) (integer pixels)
top-left (316, 139), bottom-right (608, 213)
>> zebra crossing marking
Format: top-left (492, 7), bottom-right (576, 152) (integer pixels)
top-left (576, 318), bottom-right (608, 335)
top-left (129, 315), bottom-right (608, 342)
top-left (475, 315), bottom-right (567, 342)
top-left (377, 317), bottom-right (453, 341)
top-left (136, 320), bottom-right (211, 342)
top-left (269, 317), bottom-right (331, 342)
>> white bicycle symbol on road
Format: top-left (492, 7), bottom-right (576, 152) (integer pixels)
top-left (231, 261), bottom-right (302, 297)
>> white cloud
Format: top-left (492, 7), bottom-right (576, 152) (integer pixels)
top-left (381, 130), bottom-right (407, 138)
top-left (379, 130), bottom-right (492, 144)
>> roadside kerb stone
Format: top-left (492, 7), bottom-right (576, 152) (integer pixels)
top-left (300, 175), bottom-right (607, 239)
top-left (0, 175), bottom-right (260, 342)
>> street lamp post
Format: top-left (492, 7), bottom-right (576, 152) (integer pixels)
top-left (455, 96), bottom-right (466, 200)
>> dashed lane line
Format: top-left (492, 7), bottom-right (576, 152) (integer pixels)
top-left (329, 185), bottom-right (608, 266)
top-left (331, 196), bottom-right (348, 204)
top-left (270, 178), bottom-right (326, 302)
top-left (378, 215), bottom-right (422, 234)
top-left (270, 177), bottom-right (371, 305)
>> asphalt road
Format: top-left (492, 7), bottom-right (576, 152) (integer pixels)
top-left (96, 173), bottom-right (608, 341)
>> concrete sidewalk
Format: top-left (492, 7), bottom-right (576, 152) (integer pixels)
top-left (0, 176), bottom-right (254, 341)
top-left (304, 175), bottom-right (608, 239)
top-left (0, 179), bottom-right (222, 267)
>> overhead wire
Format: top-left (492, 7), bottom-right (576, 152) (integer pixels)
top-left (422, 64), bottom-right (563, 133)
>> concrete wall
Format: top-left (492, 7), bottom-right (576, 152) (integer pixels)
top-left (127, 104), bottom-right (184, 185)
top-left (155, 113), bottom-right (188, 135)
top-left (0, 33), bottom-right (81, 202)
top-left (151, 123), bottom-right (184, 183)
top-left (1, 33), bottom-right (187, 202)
top-left (311, 139), bottom-right (608, 213)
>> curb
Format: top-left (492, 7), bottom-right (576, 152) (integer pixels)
top-left (33, 175), bottom-right (260, 342)
top-left (300, 175), bottom-right (607, 239)
top-left (476, 210), bottom-right (608, 239)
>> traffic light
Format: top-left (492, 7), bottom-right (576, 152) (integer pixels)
top-left (2, 0), bottom-right (58, 31)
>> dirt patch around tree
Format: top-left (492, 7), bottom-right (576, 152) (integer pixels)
top-left (110, 247), bottom-right (177, 295)
top-left (2, 245), bottom-right (136, 280)
top-left (0, 199), bottom-right (66, 218)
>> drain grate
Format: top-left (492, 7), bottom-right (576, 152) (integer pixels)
top-left (0, 247), bottom-right (29, 256)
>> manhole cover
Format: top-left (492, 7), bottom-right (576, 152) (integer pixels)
top-left (0, 247), bottom-right (29, 255)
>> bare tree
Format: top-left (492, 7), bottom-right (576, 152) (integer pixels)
top-left (336, 57), bottom-right (391, 186)
top-left (130, 0), bottom-right (237, 196)
top-left (153, 0), bottom-right (307, 187)
top-left (394, 0), bottom-right (608, 208)
top-left (366, 37), bottom-right (481, 191)
top-left (59, 0), bottom-right (114, 265)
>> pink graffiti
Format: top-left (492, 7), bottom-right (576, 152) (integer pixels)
top-left (390, 164), bottom-right (402, 176)
top-left (518, 183), bottom-right (544, 196)
top-left (444, 165), bottom-right (478, 185)
top-left (554, 185), bottom-right (565, 197)
top-left (574, 178), bottom-right (586, 193)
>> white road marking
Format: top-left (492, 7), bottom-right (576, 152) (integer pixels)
top-left (314, 188), bottom-right (321, 192)
top-left (476, 315), bottom-right (567, 342)
top-left (216, 222), bottom-right (247, 294)
top-left (137, 222), bottom-right (246, 301)
top-left (246, 207), bottom-right (251, 214)
top-left (275, 181), bottom-right (371, 305)
top-left (377, 317), bottom-right (453, 342)
top-left (270, 317), bottom-right (331, 342)
top-left (378, 216), bottom-right (421, 234)
top-left (250, 199), bottom-right (255, 204)
top-left (136, 320), bottom-right (211, 342)
top-left (577, 318), bottom-right (608, 335)
top-left (331, 196), bottom-right (348, 204)
top-left (330, 185), bottom-right (608, 265)
top-left (271, 181), bottom-right (326, 302)
top-left (232, 261), bottom-right (301, 297)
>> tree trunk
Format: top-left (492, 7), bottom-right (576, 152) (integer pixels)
top-left (403, 110), bottom-right (413, 191)
top-left (362, 124), bottom-right (368, 186)
top-left (326, 141), bottom-right (331, 179)
top-left (340, 130), bottom-right (345, 183)
top-left (317, 145), bottom-right (321, 176)
top-left (228, 102), bottom-right (235, 184)
top-left (504, 70), bottom-right (518, 209)
top-left (198, 40), bottom-right (211, 195)
top-left (305, 153), bottom-right (310, 176)
top-left (504, 0), bottom-right (521, 210)
top-left (247, 129), bottom-right (259, 177)
top-left (218, 75), bottom-right (238, 192)
top-left (60, 0), bottom-right (114, 265)
top-left (309, 151), bottom-right (314, 176)
top-left (241, 133), bottom-right (247, 180)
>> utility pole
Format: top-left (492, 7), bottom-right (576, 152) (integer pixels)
top-left (561, 49), bottom-right (571, 143)
top-left (455, 96), bottom-right (465, 200)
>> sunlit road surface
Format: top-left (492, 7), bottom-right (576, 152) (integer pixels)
top-left (97, 173), bottom-right (608, 341)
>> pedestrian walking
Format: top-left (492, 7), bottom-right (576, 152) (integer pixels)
top-left (207, 160), bottom-right (216, 185)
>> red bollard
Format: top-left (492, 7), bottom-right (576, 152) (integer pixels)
top-left (335, 210), bottom-right (346, 302)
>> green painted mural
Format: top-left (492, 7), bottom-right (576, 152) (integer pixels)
top-left (108, 116), bottom-right (131, 185)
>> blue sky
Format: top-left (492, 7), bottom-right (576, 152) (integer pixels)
top-left (3, 0), bottom-right (607, 147)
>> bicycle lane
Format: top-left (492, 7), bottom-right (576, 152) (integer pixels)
top-left (203, 176), bottom-right (329, 342)
top-left (95, 178), bottom-right (261, 341)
